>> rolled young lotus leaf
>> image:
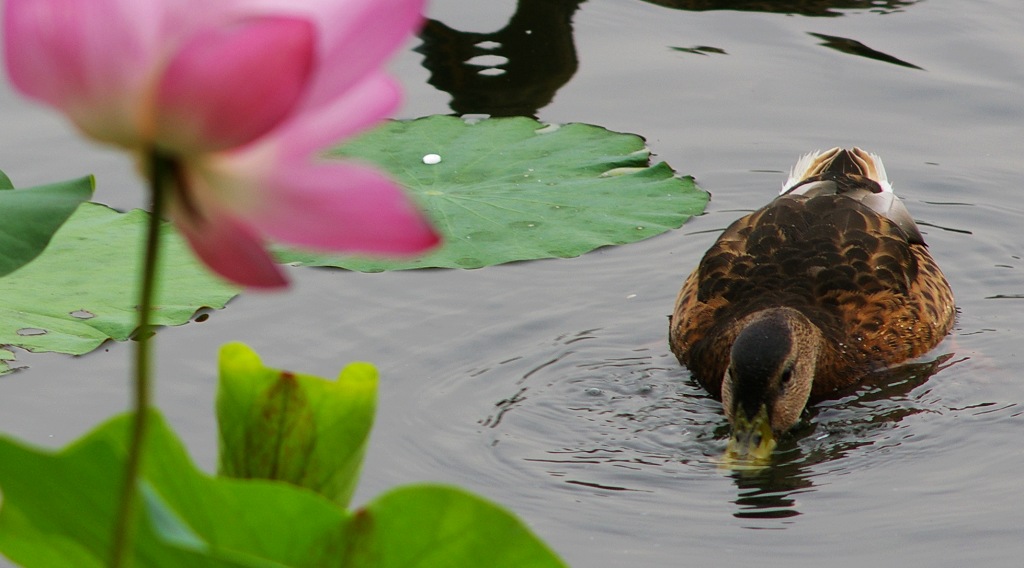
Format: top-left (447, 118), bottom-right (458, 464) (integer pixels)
top-left (216, 342), bottom-right (377, 508)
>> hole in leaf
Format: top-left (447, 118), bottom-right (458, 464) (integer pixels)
top-left (70, 310), bottom-right (95, 319)
top-left (16, 328), bottom-right (47, 336)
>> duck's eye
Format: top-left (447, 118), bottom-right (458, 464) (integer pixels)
top-left (779, 367), bottom-right (794, 385)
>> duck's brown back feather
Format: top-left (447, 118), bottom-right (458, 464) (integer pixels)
top-left (669, 191), bottom-right (955, 401)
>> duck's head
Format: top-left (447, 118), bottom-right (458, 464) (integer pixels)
top-left (721, 308), bottom-right (821, 463)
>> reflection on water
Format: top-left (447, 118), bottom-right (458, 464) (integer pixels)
top-left (415, 0), bottom-right (583, 117)
top-left (808, 32), bottom-right (924, 69)
top-left (459, 327), bottom-right (975, 521)
top-left (414, 0), bottom-right (926, 119)
top-left (642, 0), bottom-right (918, 17)
top-left (670, 45), bottom-right (728, 56)
top-left (727, 353), bottom-right (960, 519)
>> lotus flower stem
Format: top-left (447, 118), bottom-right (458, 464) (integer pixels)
top-left (110, 150), bottom-right (169, 568)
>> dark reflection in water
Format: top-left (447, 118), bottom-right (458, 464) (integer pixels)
top-left (671, 45), bottom-right (729, 56)
top-left (642, 0), bottom-right (918, 17)
top-left (467, 327), bottom-right (967, 520)
top-left (730, 468), bottom-right (809, 520)
top-left (808, 32), bottom-right (924, 69)
top-left (414, 0), bottom-right (923, 117)
top-left (917, 220), bottom-right (974, 235)
top-left (726, 353), bottom-right (961, 519)
top-left (415, 0), bottom-right (584, 117)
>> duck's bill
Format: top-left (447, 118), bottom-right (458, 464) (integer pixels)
top-left (719, 404), bottom-right (777, 469)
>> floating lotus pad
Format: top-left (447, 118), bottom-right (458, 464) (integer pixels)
top-left (0, 203), bottom-right (238, 375)
top-left (0, 171), bottom-right (94, 278)
top-left (276, 116), bottom-right (707, 271)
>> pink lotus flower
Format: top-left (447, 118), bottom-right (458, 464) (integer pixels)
top-left (3, 0), bottom-right (439, 288)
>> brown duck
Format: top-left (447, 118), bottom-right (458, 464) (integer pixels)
top-left (669, 148), bottom-right (955, 459)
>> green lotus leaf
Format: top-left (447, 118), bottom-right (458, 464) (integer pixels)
top-left (346, 484), bottom-right (567, 568)
top-left (0, 170), bottom-right (94, 278)
top-left (0, 410), bottom-right (564, 566)
top-left (0, 412), bottom-right (348, 567)
top-left (0, 203), bottom-right (238, 376)
top-left (276, 115), bottom-right (707, 271)
top-left (216, 342), bottom-right (376, 508)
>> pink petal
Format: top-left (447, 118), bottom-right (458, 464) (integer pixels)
top-left (170, 197), bottom-right (288, 289)
top-left (154, 16), bottom-right (315, 154)
top-left (247, 160), bottom-right (440, 255)
top-left (260, 72), bottom-right (401, 160)
top-left (297, 0), bottom-right (425, 112)
top-left (3, 0), bottom-right (161, 146)
top-left (228, 0), bottom-right (423, 108)
top-left (157, 0), bottom-right (234, 41)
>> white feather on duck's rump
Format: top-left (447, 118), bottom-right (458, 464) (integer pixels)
top-left (780, 147), bottom-right (920, 243)
top-left (782, 147), bottom-right (893, 194)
